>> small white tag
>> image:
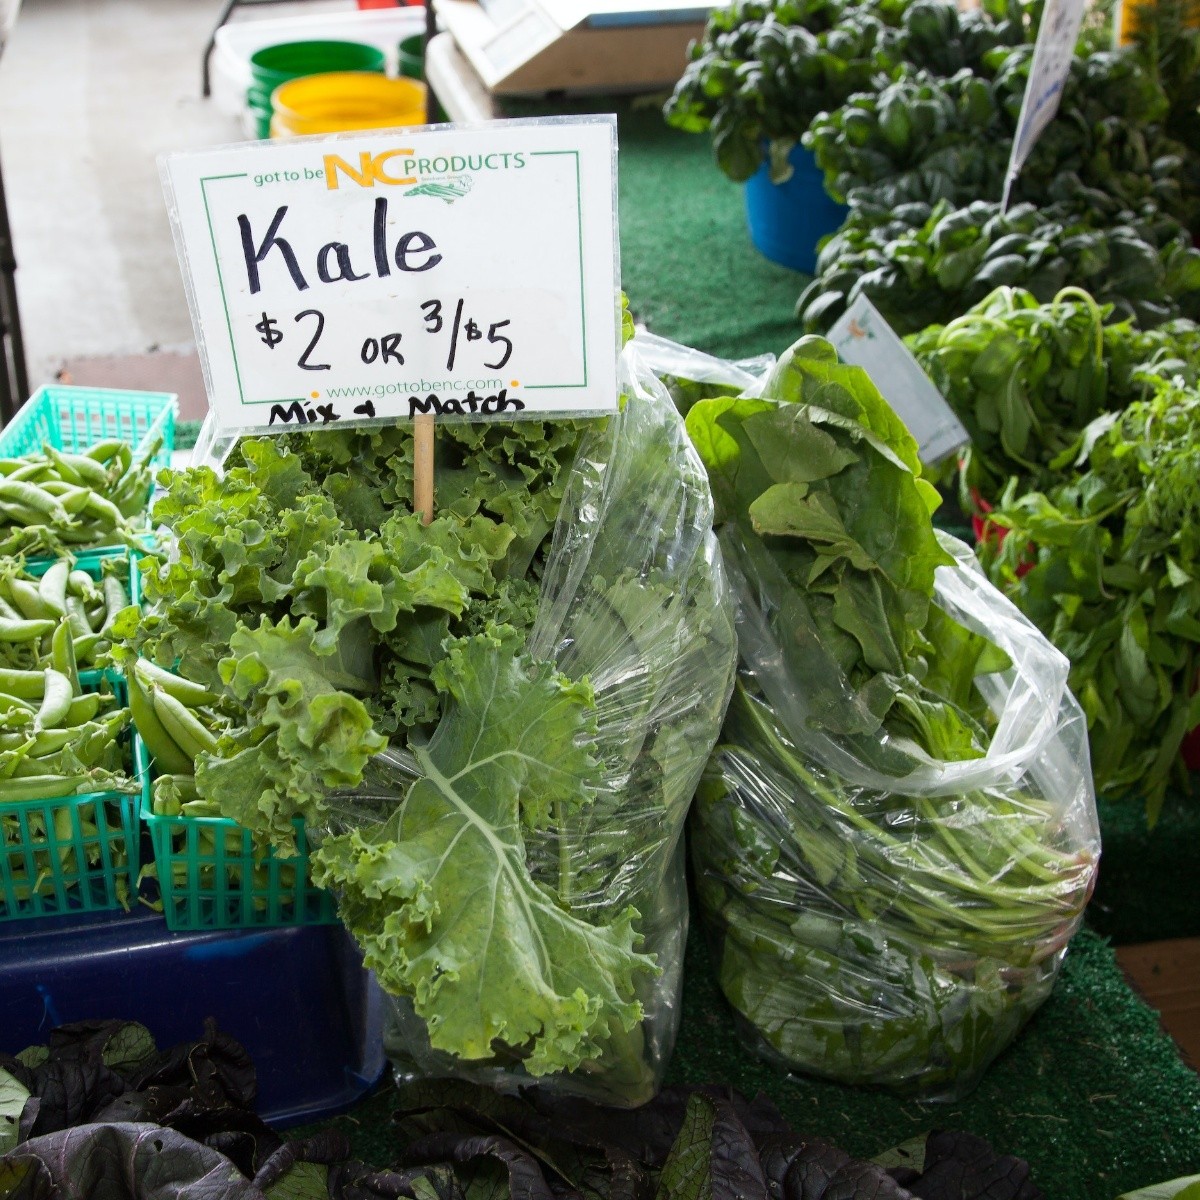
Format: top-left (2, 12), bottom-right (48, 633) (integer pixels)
top-left (1002, 0), bottom-right (1088, 207)
top-left (827, 296), bottom-right (969, 467)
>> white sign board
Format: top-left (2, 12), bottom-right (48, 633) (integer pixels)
top-left (1002, 0), bottom-right (1087, 208)
top-left (828, 296), bottom-right (969, 467)
top-left (162, 117), bottom-right (620, 434)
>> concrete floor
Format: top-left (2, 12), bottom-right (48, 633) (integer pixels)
top-left (0, 0), bottom-right (254, 391)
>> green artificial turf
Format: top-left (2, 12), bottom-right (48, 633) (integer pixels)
top-left (1089, 788), bottom-right (1200, 943)
top-left (175, 419), bottom-right (202, 452)
top-left (301, 923), bottom-right (1200, 1200)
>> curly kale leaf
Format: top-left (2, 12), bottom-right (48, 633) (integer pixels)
top-left (195, 617), bottom-right (387, 852)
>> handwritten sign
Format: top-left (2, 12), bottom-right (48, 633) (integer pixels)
top-left (1002, 0), bottom-right (1087, 208)
top-left (828, 296), bottom-right (969, 467)
top-left (161, 117), bottom-right (620, 433)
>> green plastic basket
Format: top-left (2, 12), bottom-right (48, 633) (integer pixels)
top-left (141, 777), bottom-right (338, 931)
top-left (0, 790), bottom-right (139, 921)
top-left (0, 385), bottom-right (177, 471)
top-left (135, 714), bottom-right (337, 932)
top-left (0, 674), bottom-right (140, 922)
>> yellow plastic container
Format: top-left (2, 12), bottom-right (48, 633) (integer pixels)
top-left (270, 72), bottom-right (426, 137)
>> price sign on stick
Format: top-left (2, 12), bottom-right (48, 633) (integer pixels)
top-left (1001, 0), bottom-right (1087, 209)
top-left (828, 296), bottom-right (969, 468)
top-left (161, 117), bottom-right (620, 436)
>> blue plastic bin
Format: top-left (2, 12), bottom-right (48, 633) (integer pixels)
top-left (743, 144), bottom-right (847, 274)
top-left (0, 906), bottom-right (386, 1126)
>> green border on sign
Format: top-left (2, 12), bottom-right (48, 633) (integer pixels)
top-left (200, 173), bottom-right (250, 403)
top-left (199, 149), bottom-right (592, 409)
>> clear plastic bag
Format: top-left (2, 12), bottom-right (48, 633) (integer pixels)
top-left (317, 341), bottom-right (737, 1106)
top-left (692, 531), bottom-right (1100, 1098)
top-left (633, 331), bottom-right (775, 414)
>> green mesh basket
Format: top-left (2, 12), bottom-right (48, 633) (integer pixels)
top-left (0, 385), bottom-right (176, 469)
top-left (138, 735), bottom-right (338, 932)
top-left (0, 790), bottom-right (139, 921)
top-left (0, 674), bottom-right (140, 922)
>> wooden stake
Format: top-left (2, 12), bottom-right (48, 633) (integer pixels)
top-left (413, 412), bottom-right (435, 525)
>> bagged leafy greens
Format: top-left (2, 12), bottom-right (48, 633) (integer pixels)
top-left (684, 337), bottom-right (1099, 1097)
top-left (633, 330), bottom-right (775, 417)
top-left (127, 338), bottom-right (736, 1106)
top-left (316, 344), bottom-right (737, 1105)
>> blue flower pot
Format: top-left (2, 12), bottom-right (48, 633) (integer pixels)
top-left (744, 144), bottom-right (847, 274)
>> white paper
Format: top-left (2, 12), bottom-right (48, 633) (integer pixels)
top-left (1002, 0), bottom-right (1087, 207)
top-left (828, 296), bottom-right (969, 467)
top-left (161, 117), bottom-right (620, 434)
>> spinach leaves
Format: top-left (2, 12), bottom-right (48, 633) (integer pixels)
top-left (798, 197), bottom-right (1200, 335)
top-left (664, 0), bottom-right (1027, 184)
top-left (907, 286), bottom-right (1200, 506)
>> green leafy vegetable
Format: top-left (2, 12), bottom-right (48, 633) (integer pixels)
top-left (317, 361), bottom-right (736, 1099)
top-left (664, 0), bottom-right (1029, 183)
top-left (799, 196), bottom-right (1200, 335)
top-left (803, 44), bottom-right (1194, 226)
top-left (126, 419), bottom-right (586, 853)
top-left (978, 381), bottom-right (1200, 819)
top-left (315, 632), bottom-right (653, 1077)
top-left (130, 338), bottom-right (736, 1100)
top-left (907, 285), bottom-right (1200, 506)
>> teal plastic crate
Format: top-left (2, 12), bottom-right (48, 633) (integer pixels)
top-left (138, 740), bottom-right (338, 932)
top-left (128, 652), bottom-right (337, 931)
top-left (0, 673), bottom-right (140, 923)
top-left (0, 385), bottom-right (176, 471)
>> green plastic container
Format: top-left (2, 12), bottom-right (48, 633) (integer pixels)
top-left (0, 385), bottom-right (176, 472)
top-left (0, 387), bottom-right (175, 568)
top-left (248, 40), bottom-right (386, 139)
top-left (141, 780), bottom-right (338, 933)
top-left (398, 34), bottom-right (424, 80)
top-left (0, 674), bottom-right (140, 923)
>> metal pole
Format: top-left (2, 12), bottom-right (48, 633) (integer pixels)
top-left (0, 149), bottom-right (28, 426)
top-left (424, 0), bottom-right (438, 124)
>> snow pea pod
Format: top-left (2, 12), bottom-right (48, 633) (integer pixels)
top-left (33, 668), bottom-right (74, 731)
top-left (38, 561), bottom-right (69, 617)
top-left (0, 616), bottom-right (57, 643)
top-left (0, 480), bottom-right (71, 525)
top-left (0, 666), bottom-right (49, 698)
